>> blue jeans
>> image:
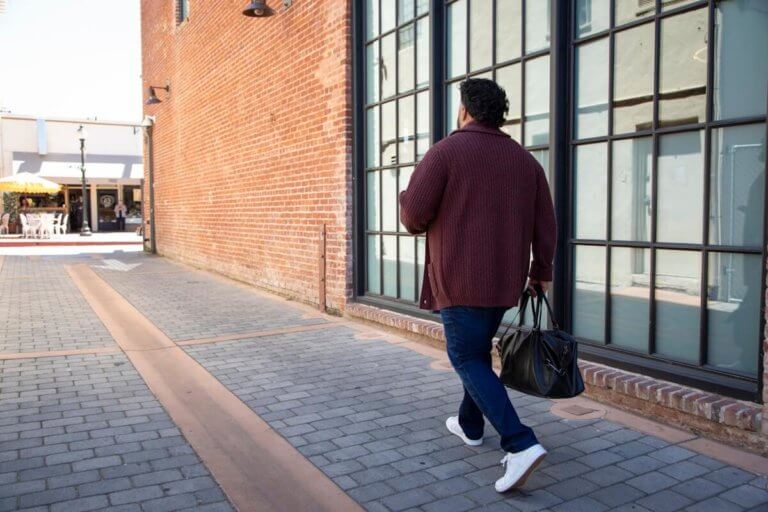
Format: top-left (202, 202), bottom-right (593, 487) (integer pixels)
top-left (441, 306), bottom-right (538, 454)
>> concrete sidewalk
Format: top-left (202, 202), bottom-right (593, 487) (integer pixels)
top-left (1, 252), bottom-right (767, 511)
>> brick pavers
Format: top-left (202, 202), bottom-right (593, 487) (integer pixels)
top-left (183, 324), bottom-right (768, 512)
top-left (1, 252), bottom-right (767, 512)
top-left (0, 352), bottom-right (233, 511)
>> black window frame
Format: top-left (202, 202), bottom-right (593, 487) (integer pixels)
top-left (352, 0), bottom-right (768, 402)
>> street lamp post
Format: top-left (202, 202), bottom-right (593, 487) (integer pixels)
top-left (76, 125), bottom-right (92, 236)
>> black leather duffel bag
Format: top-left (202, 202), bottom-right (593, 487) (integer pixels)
top-left (497, 288), bottom-right (584, 399)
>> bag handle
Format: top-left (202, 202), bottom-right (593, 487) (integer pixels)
top-left (532, 285), bottom-right (560, 331)
top-left (499, 289), bottom-right (530, 341)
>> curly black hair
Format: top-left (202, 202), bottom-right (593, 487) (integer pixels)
top-left (459, 78), bottom-right (509, 128)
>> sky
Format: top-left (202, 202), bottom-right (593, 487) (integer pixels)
top-left (0, 0), bottom-right (142, 122)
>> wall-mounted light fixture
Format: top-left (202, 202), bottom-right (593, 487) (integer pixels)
top-left (145, 83), bottom-right (171, 105)
top-left (242, 0), bottom-right (291, 17)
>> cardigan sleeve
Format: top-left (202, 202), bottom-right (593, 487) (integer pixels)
top-left (399, 147), bottom-right (449, 235)
top-left (528, 163), bottom-right (557, 282)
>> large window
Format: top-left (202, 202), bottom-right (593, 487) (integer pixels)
top-left (571, 0), bottom-right (767, 393)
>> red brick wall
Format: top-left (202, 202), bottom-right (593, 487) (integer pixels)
top-left (140, 0), bottom-right (353, 311)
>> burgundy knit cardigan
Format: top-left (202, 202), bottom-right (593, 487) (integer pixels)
top-left (399, 122), bottom-right (556, 311)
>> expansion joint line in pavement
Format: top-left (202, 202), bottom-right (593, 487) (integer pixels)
top-left (66, 263), bottom-right (363, 512)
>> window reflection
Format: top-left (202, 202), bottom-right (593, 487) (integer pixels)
top-left (367, 235), bottom-right (381, 294)
top-left (366, 171), bottom-right (380, 231)
top-left (366, 43), bottom-right (380, 104)
top-left (366, 107), bottom-right (380, 168)
top-left (399, 96), bottom-right (415, 163)
top-left (417, 91), bottom-right (430, 159)
top-left (660, 0), bottom-right (699, 12)
top-left (398, 0), bottom-right (414, 24)
top-left (497, 64), bottom-right (521, 141)
top-left (381, 101), bottom-right (397, 166)
top-left (714, 0), bottom-right (768, 120)
top-left (382, 235), bottom-right (398, 296)
top-left (524, 55), bottom-right (550, 146)
top-left (398, 25), bottom-right (415, 93)
top-left (496, 0), bottom-right (521, 62)
top-left (710, 124), bottom-right (766, 248)
top-left (575, 38), bottom-right (609, 139)
top-left (398, 166), bottom-right (414, 232)
top-left (659, 9), bottom-right (708, 127)
top-left (382, 169), bottom-right (398, 232)
top-left (573, 245), bottom-right (606, 343)
top-left (381, 0), bottom-right (396, 33)
top-left (611, 247), bottom-right (650, 353)
top-left (612, 137), bottom-right (652, 241)
top-left (447, 0), bottom-right (467, 78)
top-left (416, 18), bottom-right (430, 87)
top-left (366, 0), bottom-right (379, 40)
top-left (614, 22), bottom-right (654, 134)
top-left (707, 253), bottom-right (761, 376)
top-left (574, 143), bottom-right (608, 239)
top-left (657, 131), bottom-right (704, 244)
top-left (655, 250), bottom-right (700, 363)
top-left (614, 0), bottom-right (653, 26)
top-left (417, 237), bottom-right (425, 298)
top-left (399, 237), bottom-right (416, 301)
top-left (576, 0), bottom-right (609, 38)
top-left (470, 0), bottom-right (492, 71)
top-left (446, 82), bottom-right (461, 134)
top-left (525, 0), bottom-right (550, 54)
top-left (381, 33), bottom-right (397, 99)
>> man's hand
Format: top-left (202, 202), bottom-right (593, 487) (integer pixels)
top-left (527, 279), bottom-right (551, 297)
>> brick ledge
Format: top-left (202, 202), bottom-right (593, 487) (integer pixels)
top-left (345, 301), bottom-right (763, 438)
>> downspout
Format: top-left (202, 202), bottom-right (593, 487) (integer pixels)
top-left (141, 115), bottom-right (157, 254)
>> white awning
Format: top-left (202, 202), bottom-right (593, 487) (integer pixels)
top-left (11, 152), bottom-right (143, 186)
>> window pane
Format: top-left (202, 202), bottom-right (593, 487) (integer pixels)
top-left (614, 22), bottom-right (654, 134)
top-left (398, 0), bottom-right (414, 24)
top-left (367, 235), bottom-right (381, 294)
top-left (416, 17), bottom-right (430, 87)
top-left (575, 143), bottom-right (608, 239)
top-left (382, 169), bottom-right (398, 232)
top-left (381, 33), bottom-right (397, 100)
top-left (575, 38), bottom-right (609, 139)
top-left (366, 43), bottom-right (380, 104)
top-left (576, 0), bottom-right (609, 38)
top-left (531, 149), bottom-right (549, 180)
top-left (659, 9), bottom-right (708, 127)
top-left (366, 0), bottom-right (379, 40)
top-left (661, 0), bottom-right (699, 12)
top-left (611, 247), bottom-right (650, 352)
top-left (497, 64), bottom-right (521, 141)
top-left (366, 171), bottom-right (380, 230)
top-left (399, 96), bottom-right (415, 163)
top-left (714, 1), bottom-right (768, 120)
top-left (710, 124), bottom-right (766, 247)
top-left (398, 166), bottom-right (414, 231)
top-left (524, 55), bottom-right (550, 146)
top-left (573, 245), bottom-right (606, 343)
top-left (381, 0), bottom-right (396, 33)
top-left (525, 0), bottom-right (550, 54)
top-left (382, 101), bottom-right (397, 166)
top-left (398, 25), bottom-right (415, 93)
top-left (417, 91), bottom-right (430, 159)
top-left (655, 250), bottom-right (700, 363)
top-left (707, 253), bottom-right (761, 376)
top-left (447, 0), bottom-right (467, 78)
top-left (612, 137), bottom-right (652, 241)
top-left (615, 0), bottom-right (654, 26)
top-left (470, 0), bottom-right (493, 71)
top-left (399, 237), bottom-right (416, 301)
top-left (382, 235), bottom-right (398, 297)
top-left (417, 0), bottom-right (428, 15)
top-left (658, 131), bottom-right (704, 244)
top-left (417, 237), bottom-right (426, 299)
top-left (366, 106), bottom-right (380, 168)
top-left (446, 81), bottom-right (461, 135)
top-left (496, 0), bottom-right (522, 62)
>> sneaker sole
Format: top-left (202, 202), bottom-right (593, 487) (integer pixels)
top-left (446, 419), bottom-right (482, 446)
top-left (496, 452), bottom-right (547, 493)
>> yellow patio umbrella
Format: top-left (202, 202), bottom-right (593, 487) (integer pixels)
top-left (0, 173), bottom-right (62, 194)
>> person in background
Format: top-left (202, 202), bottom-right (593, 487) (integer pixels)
top-left (399, 78), bottom-right (557, 493)
top-left (114, 200), bottom-right (127, 231)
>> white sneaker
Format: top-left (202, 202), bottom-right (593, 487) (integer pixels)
top-left (494, 443), bottom-right (547, 493)
top-left (445, 416), bottom-right (483, 446)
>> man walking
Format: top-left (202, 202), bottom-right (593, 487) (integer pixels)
top-left (399, 78), bottom-right (556, 493)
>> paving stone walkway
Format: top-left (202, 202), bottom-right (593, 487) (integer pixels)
top-left (0, 252), bottom-right (767, 512)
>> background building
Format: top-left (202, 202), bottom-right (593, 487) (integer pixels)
top-left (141, 0), bottom-right (768, 450)
top-left (0, 115), bottom-right (144, 232)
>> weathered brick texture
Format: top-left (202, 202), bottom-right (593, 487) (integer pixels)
top-left (141, 0), bottom-right (353, 311)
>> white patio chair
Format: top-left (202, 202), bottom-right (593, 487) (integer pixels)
top-left (59, 214), bottom-right (69, 235)
top-left (51, 213), bottom-right (63, 235)
top-left (39, 214), bottom-right (55, 239)
top-left (0, 213), bottom-right (9, 234)
top-left (19, 213), bottom-right (36, 238)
